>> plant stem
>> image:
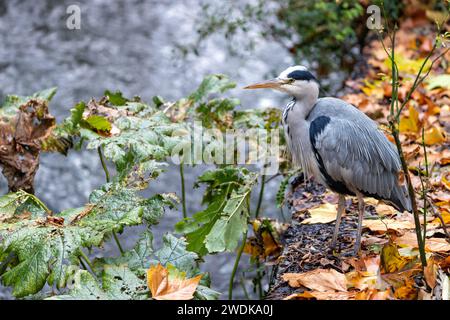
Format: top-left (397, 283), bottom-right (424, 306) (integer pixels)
top-left (97, 147), bottom-right (110, 183)
top-left (240, 276), bottom-right (250, 300)
top-left (97, 146), bottom-right (124, 255)
top-left (228, 230), bottom-right (248, 300)
top-left (79, 257), bottom-right (88, 270)
top-left (79, 249), bottom-right (95, 271)
top-left (255, 174), bottom-right (266, 218)
top-left (113, 230), bottom-right (125, 255)
top-left (421, 128), bottom-right (429, 244)
top-left (179, 163), bottom-right (187, 219)
top-left (384, 26), bottom-right (427, 267)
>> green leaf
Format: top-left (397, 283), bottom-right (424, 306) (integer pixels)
top-left (101, 265), bottom-right (147, 299)
top-left (32, 87), bottom-right (57, 102)
top-left (105, 90), bottom-right (129, 106)
top-left (194, 285), bottom-right (221, 300)
top-left (1, 225), bottom-right (101, 297)
top-left (204, 188), bottom-right (250, 253)
top-left (85, 115), bottom-right (112, 133)
top-left (48, 270), bottom-right (108, 300)
top-left (175, 167), bottom-right (257, 256)
top-left (153, 234), bottom-right (198, 277)
top-left (189, 74), bottom-right (236, 103)
top-left (99, 230), bottom-right (154, 275)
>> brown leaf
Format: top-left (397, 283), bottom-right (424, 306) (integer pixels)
top-left (363, 219), bottom-right (415, 233)
top-left (147, 263), bottom-right (202, 300)
top-left (424, 261), bottom-right (438, 289)
top-left (0, 99), bottom-right (58, 193)
top-left (355, 289), bottom-right (391, 300)
top-left (282, 269), bottom-right (347, 292)
top-left (284, 291), bottom-right (356, 300)
top-left (395, 232), bottom-right (450, 252)
top-left (301, 203), bottom-right (337, 224)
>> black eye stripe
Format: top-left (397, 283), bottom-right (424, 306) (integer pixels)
top-left (286, 70), bottom-right (316, 81)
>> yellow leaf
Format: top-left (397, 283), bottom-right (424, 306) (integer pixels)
top-left (147, 263), bottom-right (202, 300)
top-left (423, 125), bottom-right (446, 145)
top-left (399, 105), bottom-right (420, 133)
top-left (301, 203), bottom-right (337, 224)
top-left (381, 243), bottom-right (411, 273)
top-left (355, 289), bottom-right (391, 300)
top-left (282, 269), bottom-right (347, 292)
top-left (393, 283), bottom-right (418, 300)
top-left (385, 54), bottom-right (432, 75)
top-left (443, 173), bottom-right (450, 192)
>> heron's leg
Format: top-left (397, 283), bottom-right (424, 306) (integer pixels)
top-left (354, 192), bottom-right (365, 255)
top-left (330, 194), bottom-right (346, 249)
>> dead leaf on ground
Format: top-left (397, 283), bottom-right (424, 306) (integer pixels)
top-left (424, 260), bottom-right (438, 289)
top-left (381, 242), bottom-right (412, 273)
top-left (301, 203), bottom-right (337, 224)
top-left (282, 268), bottom-right (347, 292)
top-left (284, 290), bottom-right (356, 300)
top-left (147, 263), bottom-right (202, 300)
top-left (395, 232), bottom-right (450, 252)
top-left (355, 288), bottom-right (391, 300)
top-left (363, 218), bottom-right (415, 233)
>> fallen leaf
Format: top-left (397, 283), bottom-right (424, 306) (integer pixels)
top-left (394, 282), bottom-right (418, 300)
top-left (363, 219), bottom-right (415, 233)
top-left (375, 203), bottom-right (399, 216)
top-left (395, 232), bottom-right (450, 252)
top-left (301, 203), bottom-right (337, 224)
top-left (282, 269), bottom-right (347, 292)
top-left (284, 291), bottom-right (356, 300)
top-left (147, 263), bottom-right (202, 300)
top-left (399, 105), bottom-right (420, 134)
top-left (355, 288), bottom-right (391, 300)
top-left (423, 125), bottom-right (446, 145)
top-left (424, 261), bottom-right (438, 289)
top-left (381, 242), bottom-right (411, 273)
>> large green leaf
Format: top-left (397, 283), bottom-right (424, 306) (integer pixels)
top-left (175, 167), bottom-right (258, 256)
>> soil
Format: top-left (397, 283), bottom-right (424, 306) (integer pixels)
top-left (267, 175), bottom-right (380, 300)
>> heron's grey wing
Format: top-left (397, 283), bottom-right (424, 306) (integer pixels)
top-left (309, 100), bottom-right (411, 212)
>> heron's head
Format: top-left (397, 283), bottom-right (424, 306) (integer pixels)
top-left (244, 65), bottom-right (319, 100)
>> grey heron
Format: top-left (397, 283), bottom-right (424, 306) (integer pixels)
top-left (244, 65), bottom-right (411, 254)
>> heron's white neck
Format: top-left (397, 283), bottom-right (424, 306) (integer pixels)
top-left (287, 82), bottom-right (319, 118)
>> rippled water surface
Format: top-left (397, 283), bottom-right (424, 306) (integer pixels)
top-left (0, 0), bottom-right (294, 299)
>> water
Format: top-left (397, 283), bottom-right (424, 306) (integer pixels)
top-left (0, 0), bottom-right (295, 299)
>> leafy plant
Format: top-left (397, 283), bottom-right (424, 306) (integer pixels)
top-left (0, 71), bottom-right (285, 299)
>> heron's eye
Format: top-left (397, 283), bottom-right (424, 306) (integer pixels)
top-left (287, 78), bottom-right (295, 84)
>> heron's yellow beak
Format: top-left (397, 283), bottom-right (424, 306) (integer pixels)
top-left (243, 78), bottom-right (287, 89)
